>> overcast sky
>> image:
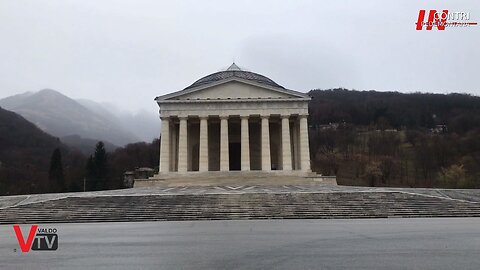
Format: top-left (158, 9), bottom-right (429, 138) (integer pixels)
top-left (0, 0), bottom-right (478, 113)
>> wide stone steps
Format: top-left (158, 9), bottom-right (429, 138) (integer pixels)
top-left (2, 192), bottom-right (480, 224)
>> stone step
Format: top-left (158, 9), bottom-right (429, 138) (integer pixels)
top-left (2, 192), bottom-right (480, 224)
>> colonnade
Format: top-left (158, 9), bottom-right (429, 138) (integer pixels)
top-left (159, 114), bottom-right (310, 173)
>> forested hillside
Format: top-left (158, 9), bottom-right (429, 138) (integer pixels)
top-left (308, 89), bottom-right (480, 188)
top-left (0, 107), bottom-right (85, 195)
top-left (0, 105), bottom-right (158, 195)
top-left (2, 88), bottom-right (479, 195)
top-left (309, 88), bottom-right (480, 132)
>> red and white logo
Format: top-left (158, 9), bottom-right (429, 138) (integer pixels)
top-left (416, 10), bottom-right (478, 30)
top-left (13, 224), bottom-right (58, 252)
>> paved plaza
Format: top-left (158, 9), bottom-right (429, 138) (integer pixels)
top-left (1, 218), bottom-right (480, 270)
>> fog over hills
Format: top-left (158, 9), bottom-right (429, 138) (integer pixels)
top-left (0, 89), bottom-right (158, 147)
top-left (76, 99), bottom-right (159, 143)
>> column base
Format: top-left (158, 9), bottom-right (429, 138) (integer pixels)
top-left (135, 170), bottom-right (334, 187)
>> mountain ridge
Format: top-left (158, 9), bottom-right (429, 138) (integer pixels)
top-left (0, 89), bottom-right (141, 146)
top-left (0, 106), bottom-right (84, 195)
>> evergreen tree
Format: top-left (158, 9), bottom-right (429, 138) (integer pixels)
top-left (94, 141), bottom-right (108, 190)
top-left (49, 148), bottom-right (65, 192)
top-left (85, 142), bottom-right (109, 191)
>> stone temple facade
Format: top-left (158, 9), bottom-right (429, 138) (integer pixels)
top-left (148, 63), bottom-right (313, 182)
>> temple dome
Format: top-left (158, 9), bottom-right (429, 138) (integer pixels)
top-left (184, 63), bottom-right (284, 90)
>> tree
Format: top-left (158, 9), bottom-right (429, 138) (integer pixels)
top-left (85, 142), bottom-right (108, 191)
top-left (49, 148), bottom-right (65, 192)
top-left (438, 164), bottom-right (471, 188)
top-left (108, 139), bottom-right (160, 189)
top-left (362, 161), bottom-right (382, 187)
top-left (93, 142), bottom-right (108, 190)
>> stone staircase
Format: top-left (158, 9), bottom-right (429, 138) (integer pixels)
top-left (135, 171), bottom-right (336, 187)
top-left (2, 191), bottom-right (480, 224)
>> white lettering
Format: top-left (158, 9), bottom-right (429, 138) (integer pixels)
top-left (44, 235), bottom-right (56, 249)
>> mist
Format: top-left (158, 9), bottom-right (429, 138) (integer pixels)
top-left (0, 0), bottom-right (478, 114)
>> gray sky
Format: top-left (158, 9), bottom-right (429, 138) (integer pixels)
top-left (0, 0), bottom-right (478, 113)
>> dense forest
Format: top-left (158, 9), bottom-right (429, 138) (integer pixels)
top-left (0, 107), bottom-right (85, 194)
top-left (308, 88), bottom-right (480, 188)
top-left (0, 106), bottom-right (159, 195)
top-left (1, 88), bottom-right (480, 195)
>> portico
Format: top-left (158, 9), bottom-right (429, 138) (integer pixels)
top-left (153, 63), bottom-right (312, 179)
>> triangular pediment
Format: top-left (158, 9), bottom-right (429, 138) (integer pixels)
top-left (156, 78), bottom-right (309, 102)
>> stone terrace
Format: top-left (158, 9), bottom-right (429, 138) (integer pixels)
top-left (2, 185), bottom-right (480, 224)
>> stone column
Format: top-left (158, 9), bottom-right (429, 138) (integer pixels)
top-left (241, 115), bottom-right (250, 171)
top-left (170, 122), bottom-right (178, 171)
top-left (281, 115), bottom-right (292, 171)
top-left (299, 114), bottom-right (311, 172)
top-left (159, 117), bottom-right (170, 173)
top-left (261, 115), bottom-right (271, 171)
top-left (199, 116), bottom-right (209, 172)
top-left (220, 116), bottom-right (229, 171)
top-left (292, 120), bottom-right (299, 170)
top-left (178, 117), bottom-right (188, 172)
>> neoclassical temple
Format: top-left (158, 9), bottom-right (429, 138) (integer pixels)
top-left (152, 63), bottom-right (312, 179)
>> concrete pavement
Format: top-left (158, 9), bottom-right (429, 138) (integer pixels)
top-left (1, 218), bottom-right (480, 269)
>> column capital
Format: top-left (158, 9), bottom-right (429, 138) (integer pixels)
top-left (299, 114), bottom-right (309, 119)
top-left (261, 114), bottom-right (270, 119)
top-left (240, 115), bottom-right (250, 120)
top-left (199, 115), bottom-right (209, 120)
top-left (280, 114), bottom-right (291, 119)
top-left (219, 115), bottom-right (229, 120)
top-left (178, 116), bottom-right (188, 120)
top-left (160, 116), bottom-right (170, 121)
